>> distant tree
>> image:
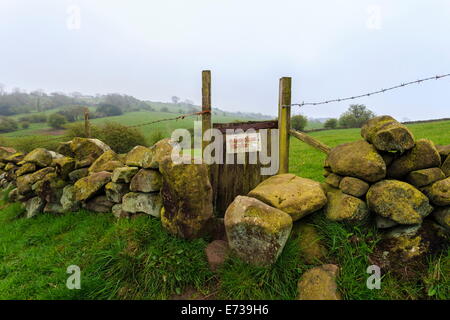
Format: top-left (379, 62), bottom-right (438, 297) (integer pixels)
top-left (291, 115), bottom-right (308, 131)
top-left (171, 96), bottom-right (180, 104)
top-left (0, 116), bottom-right (18, 132)
top-left (48, 113), bottom-right (67, 129)
top-left (58, 106), bottom-right (85, 122)
top-left (20, 121), bottom-right (30, 129)
top-left (324, 118), bottom-right (338, 129)
top-left (339, 104), bottom-right (375, 128)
top-left (161, 107), bottom-right (170, 113)
top-left (96, 103), bottom-right (123, 117)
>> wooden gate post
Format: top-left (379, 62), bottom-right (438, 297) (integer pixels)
top-left (84, 107), bottom-right (91, 138)
top-left (278, 77), bottom-right (291, 174)
top-left (202, 70), bottom-right (212, 157)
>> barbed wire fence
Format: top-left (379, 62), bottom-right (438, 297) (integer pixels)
top-left (286, 73), bottom-right (450, 108)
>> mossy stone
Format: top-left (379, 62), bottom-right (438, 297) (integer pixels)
top-left (427, 177), bottom-right (450, 206)
top-left (406, 167), bottom-right (445, 187)
top-left (339, 176), bottom-right (370, 197)
top-left (297, 264), bottom-right (341, 300)
top-left (23, 148), bottom-right (53, 167)
top-left (73, 171), bottom-right (112, 201)
top-left (325, 189), bottom-right (369, 223)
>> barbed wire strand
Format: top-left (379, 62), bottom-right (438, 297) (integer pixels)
top-left (288, 73), bottom-right (450, 107)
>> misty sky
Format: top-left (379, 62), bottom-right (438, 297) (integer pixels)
top-left (1, 0), bottom-right (449, 120)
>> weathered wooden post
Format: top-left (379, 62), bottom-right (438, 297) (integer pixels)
top-left (278, 77), bottom-right (291, 174)
top-left (84, 107), bottom-right (91, 138)
top-left (202, 70), bottom-right (212, 157)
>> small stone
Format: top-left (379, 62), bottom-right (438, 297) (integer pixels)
top-left (53, 157), bottom-right (76, 179)
top-left (205, 240), bottom-right (229, 272)
top-left (60, 185), bottom-right (81, 212)
top-left (442, 156), bottom-right (450, 177)
top-left (68, 168), bottom-right (89, 182)
top-left (84, 195), bottom-right (114, 213)
top-left (43, 202), bottom-right (64, 214)
top-left (125, 146), bottom-right (154, 168)
top-left (339, 176), bottom-right (370, 197)
top-left (384, 224), bottom-right (421, 239)
top-left (5, 152), bottom-right (25, 164)
top-left (88, 150), bottom-right (123, 173)
top-left (16, 163), bottom-right (36, 177)
top-left (324, 173), bottom-right (342, 188)
top-left (23, 148), bottom-right (53, 167)
top-left (375, 216), bottom-right (398, 229)
top-left (406, 168), bottom-right (445, 188)
top-left (111, 166), bottom-right (139, 183)
top-left (74, 171), bottom-right (112, 201)
top-left (297, 264), bottom-right (341, 300)
top-left (325, 189), bottom-right (369, 223)
top-left (427, 177), bottom-right (450, 206)
top-left (433, 207), bottom-right (450, 230)
top-left (130, 169), bottom-right (162, 192)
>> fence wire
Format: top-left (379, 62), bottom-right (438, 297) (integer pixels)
top-left (288, 73), bottom-right (450, 107)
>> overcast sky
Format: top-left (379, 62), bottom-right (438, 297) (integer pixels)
top-left (1, 0), bottom-right (449, 120)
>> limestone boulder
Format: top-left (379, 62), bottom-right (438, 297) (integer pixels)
top-left (60, 185), bottom-right (81, 212)
top-left (326, 140), bottom-right (386, 182)
top-left (111, 166), bottom-right (139, 183)
top-left (433, 207), bottom-right (450, 230)
top-left (73, 171), bottom-right (112, 201)
top-left (325, 189), bottom-right (369, 223)
top-left (248, 174), bottom-right (327, 221)
top-left (88, 150), bottom-right (123, 173)
top-left (84, 195), bottom-right (114, 213)
top-left (52, 157), bottom-right (75, 179)
top-left (125, 146), bottom-right (154, 168)
top-left (149, 138), bottom-right (175, 169)
top-left (122, 192), bottom-right (162, 217)
top-left (105, 182), bottom-right (129, 203)
top-left (23, 148), bottom-right (53, 167)
top-left (16, 163), bottom-right (36, 177)
top-left (297, 264), bottom-right (341, 300)
top-left (160, 159), bottom-right (213, 239)
top-left (361, 115), bottom-right (415, 152)
top-left (406, 167), bottom-right (445, 187)
top-left (387, 139), bottom-right (441, 178)
top-left (69, 138), bottom-right (111, 166)
top-left (436, 145), bottom-right (450, 160)
top-left (25, 196), bottom-right (45, 218)
top-left (427, 177), bottom-right (450, 206)
top-left (367, 180), bottom-right (433, 224)
top-left (224, 196), bottom-right (292, 266)
top-left (130, 169), bottom-right (162, 193)
top-left (339, 176), bottom-right (370, 197)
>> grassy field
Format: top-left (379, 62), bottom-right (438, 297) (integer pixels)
top-left (0, 120), bottom-right (448, 300)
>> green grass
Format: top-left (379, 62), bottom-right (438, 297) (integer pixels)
top-left (0, 120), bottom-right (449, 300)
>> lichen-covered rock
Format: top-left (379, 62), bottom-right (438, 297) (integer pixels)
top-left (293, 223), bottom-right (328, 264)
top-left (8, 188), bottom-right (19, 202)
top-left (224, 196), bottom-right (292, 266)
top-left (361, 115), bottom-right (415, 153)
top-left (111, 166), bottom-right (139, 183)
top-left (339, 176), bottom-right (370, 197)
top-left (436, 145), bottom-right (450, 160)
top-left (297, 264), bottom-right (341, 300)
top-left (367, 180), bottom-right (433, 224)
top-left (16, 163), bottom-right (36, 177)
top-left (125, 146), bottom-right (154, 168)
top-left (380, 152), bottom-right (395, 167)
top-left (130, 169), bottom-right (162, 193)
top-left (0, 146), bottom-right (17, 161)
top-left (23, 148), bottom-right (53, 167)
top-left (53, 157), bottom-right (75, 179)
top-left (112, 204), bottom-right (130, 219)
top-left (6, 152), bottom-right (25, 164)
top-left (387, 139), bottom-right (441, 179)
top-left (60, 185), bottom-right (81, 212)
top-left (43, 202), bottom-right (64, 214)
top-left (160, 159), bottom-right (213, 239)
top-left (326, 140), bottom-right (386, 182)
top-left (16, 167), bottom-right (55, 195)
top-left (325, 189), bottom-right (369, 223)
top-left (74, 171), bottom-right (112, 201)
top-left (68, 168), bottom-right (89, 182)
top-left (88, 150), bottom-right (123, 173)
top-left (84, 195), bottom-right (114, 213)
top-left (56, 141), bottom-right (74, 157)
top-left (122, 192), bottom-right (162, 217)
top-left (25, 196), bottom-right (45, 218)
top-left (32, 172), bottom-right (68, 203)
top-left (105, 182), bottom-right (129, 203)
top-left (248, 174), bottom-right (327, 221)
top-left (442, 156), bottom-right (450, 177)
top-left (433, 207), bottom-right (450, 230)
top-left (4, 163), bottom-right (17, 174)
top-left (149, 138), bottom-right (175, 169)
top-left (406, 167), bottom-right (445, 187)
top-left (70, 137), bottom-right (111, 166)
top-left (324, 173), bottom-right (342, 188)
top-left (427, 177), bottom-right (450, 206)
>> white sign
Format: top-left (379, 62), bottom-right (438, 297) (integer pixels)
top-left (226, 132), bottom-right (261, 154)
